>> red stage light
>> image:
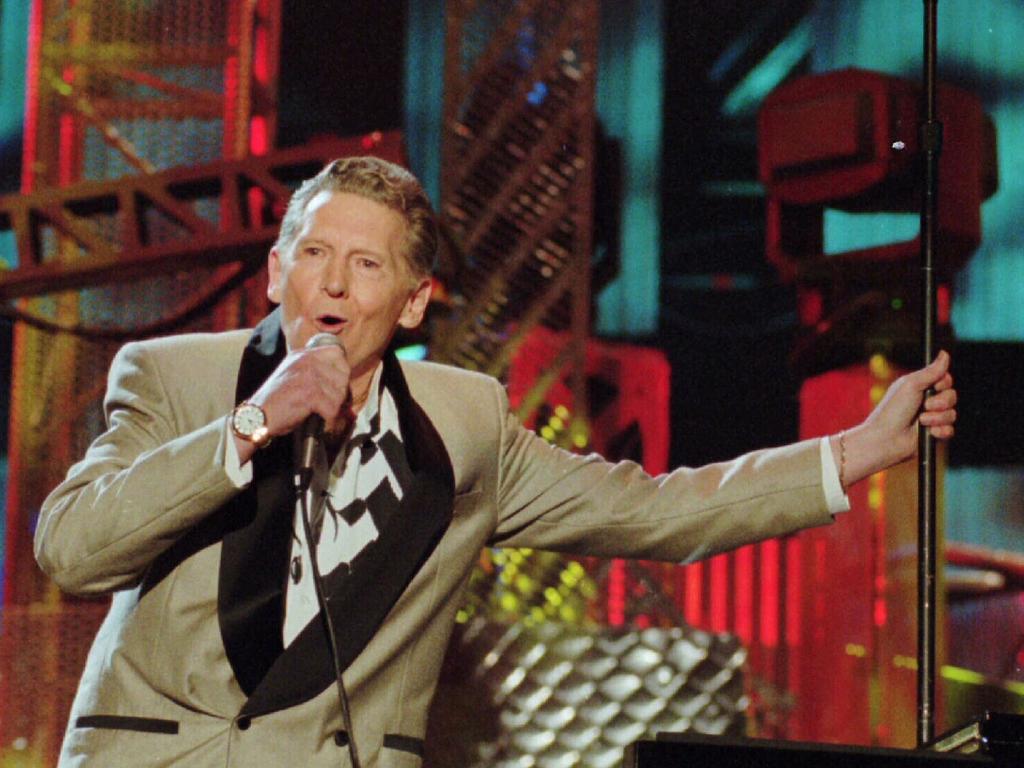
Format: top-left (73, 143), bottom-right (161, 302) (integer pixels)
top-left (759, 67), bottom-right (997, 282)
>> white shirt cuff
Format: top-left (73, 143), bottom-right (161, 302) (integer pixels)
top-left (820, 436), bottom-right (850, 514)
top-left (223, 417), bottom-right (253, 488)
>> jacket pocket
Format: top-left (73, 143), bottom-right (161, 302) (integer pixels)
top-left (75, 715), bottom-right (179, 735)
top-left (380, 734), bottom-right (424, 768)
top-left (383, 734), bottom-right (423, 757)
top-left (334, 732), bottom-right (423, 756)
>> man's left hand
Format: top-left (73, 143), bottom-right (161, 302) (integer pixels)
top-left (834, 350), bottom-right (957, 489)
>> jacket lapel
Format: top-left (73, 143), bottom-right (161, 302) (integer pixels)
top-left (239, 352), bottom-right (455, 717)
top-left (218, 309), bottom-right (295, 696)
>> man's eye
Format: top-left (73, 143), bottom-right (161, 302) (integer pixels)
top-left (358, 258), bottom-right (380, 269)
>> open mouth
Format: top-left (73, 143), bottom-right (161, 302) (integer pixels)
top-left (316, 314), bottom-right (345, 332)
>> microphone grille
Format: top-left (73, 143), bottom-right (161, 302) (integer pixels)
top-left (305, 332), bottom-right (343, 350)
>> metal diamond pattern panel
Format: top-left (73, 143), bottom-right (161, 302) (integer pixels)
top-left (454, 621), bottom-right (747, 768)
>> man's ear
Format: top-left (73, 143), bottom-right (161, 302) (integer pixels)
top-left (267, 247), bottom-right (282, 304)
top-left (398, 277), bottom-right (433, 329)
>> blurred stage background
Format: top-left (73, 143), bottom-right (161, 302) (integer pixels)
top-left (0, 1), bottom-right (1023, 766)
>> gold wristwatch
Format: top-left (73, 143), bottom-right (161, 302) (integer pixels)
top-left (231, 401), bottom-right (272, 448)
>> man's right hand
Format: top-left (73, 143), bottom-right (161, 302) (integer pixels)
top-left (233, 342), bottom-right (351, 465)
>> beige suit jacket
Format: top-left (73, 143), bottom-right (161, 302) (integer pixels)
top-left (36, 317), bottom-right (833, 767)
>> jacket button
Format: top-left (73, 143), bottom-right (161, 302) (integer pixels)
top-left (335, 731), bottom-right (349, 746)
top-left (237, 716), bottom-right (251, 731)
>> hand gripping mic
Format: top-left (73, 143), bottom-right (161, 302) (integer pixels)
top-left (297, 332), bottom-right (345, 490)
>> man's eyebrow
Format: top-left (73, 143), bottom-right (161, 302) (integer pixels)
top-left (295, 236), bottom-right (394, 262)
top-left (352, 246), bottom-right (390, 258)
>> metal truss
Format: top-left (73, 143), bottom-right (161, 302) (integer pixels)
top-left (0, 134), bottom-right (403, 300)
top-left (434, 0), bottom-right (598, 427)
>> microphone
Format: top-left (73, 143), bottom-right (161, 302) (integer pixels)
top-left (292, 331), bottom-right (364, 768)
top-left (298, 332), bottom-right (345, 490)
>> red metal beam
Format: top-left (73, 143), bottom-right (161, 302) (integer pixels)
top-left (0, 133), bottom-right (405, 300)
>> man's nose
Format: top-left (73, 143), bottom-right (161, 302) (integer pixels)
top-left (321, 255), bottom-right (347, 297)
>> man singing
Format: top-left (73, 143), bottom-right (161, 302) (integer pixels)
top-left (36, 156), bottom-right (957, 767)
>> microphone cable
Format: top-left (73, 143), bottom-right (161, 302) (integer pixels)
top-left (297, 478), bottom-right (363, 768)
top-left (292, 331), bottom-right (361, 766)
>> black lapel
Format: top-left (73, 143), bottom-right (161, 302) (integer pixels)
top-left (240, 353), bottom-right (456, 717)
top-left (217, 308), bottom-right (297, 696)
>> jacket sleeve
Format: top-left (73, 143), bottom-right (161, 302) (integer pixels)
top-left (34, 341), bottom-right (242, 595)
top-left (488, 381), bottom-right (834, 561)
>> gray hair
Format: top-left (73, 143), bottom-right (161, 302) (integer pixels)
top-left (275, 156), bottom-right (437, 278)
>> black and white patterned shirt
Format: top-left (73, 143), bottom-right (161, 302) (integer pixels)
top-left (282, 365), bottom-right (410, 646)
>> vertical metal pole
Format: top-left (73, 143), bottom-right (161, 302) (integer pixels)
top-left (917, 0), bottom-right (941, 748)
top-left (571, 0), bottom-right (597, 451)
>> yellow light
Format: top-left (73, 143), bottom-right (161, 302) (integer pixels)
top-left (894, 655), bottom-right (919, 671)
top-left (500, 593), bottom-right (519, 612)
top-left (554, 405), bottom-right (570, 418)
top-left (870, 384), bottom-right (887, 404)
top-left (869, 354), bottom-right (891, 378)
top-left (868, 487), bottom-right (883, 509)
top-left (550, 416), bottom-right (565, 431)
top-left (544, 587), bottom-right (563, 606)
top-left (540, 426), bottom-right (556, 441)
top-left (845, 643), bottom-right (867, 657)
top-left (515, 574), bottom-right (534, 593)
top-left (572, 434), bottom-right (588, 449)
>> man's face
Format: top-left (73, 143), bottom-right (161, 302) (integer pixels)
top-left (267, 190), bottom-right (431, 381)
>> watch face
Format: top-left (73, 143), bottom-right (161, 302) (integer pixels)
top-left (233, 403), bottom-right (266, 437)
